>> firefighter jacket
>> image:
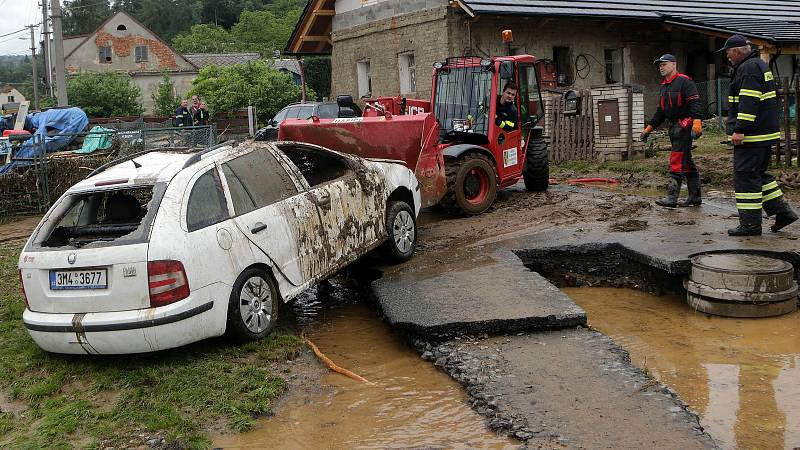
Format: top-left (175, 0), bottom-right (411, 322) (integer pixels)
top-left (726, 51), bottom-right (780, 147)
top-left (647, 73), bottom-right (702, 128)
top-left (495, 98), bottom-right (518, 131)
top-left (174, 106), bottom-right (192, 127)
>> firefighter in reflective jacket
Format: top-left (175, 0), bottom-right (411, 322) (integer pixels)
top-left (721, 34), bottom-right (797, 236)
top-left (174, 99), bottom-right (192, 127)
top-left (641, 54), bottom-right (703, 208)
top-left (495, 82), bottom-right (519, 131)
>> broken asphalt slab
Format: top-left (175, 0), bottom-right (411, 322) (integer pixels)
top-left (371, 249), bottom-right (586, 337)
top-left (513, 199), bottom-right (800, 274)
top-left (413, 329), bottom-right (716, 448)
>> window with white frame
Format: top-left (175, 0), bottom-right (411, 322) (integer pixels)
top-left (8, 95), bottom-right (14, 102)
top-left (357, 59), bottom-right (372, 98)
top-left (135, 45), bottom-right (148, 62)
top-left (398, 52), bottom-right (416, 95)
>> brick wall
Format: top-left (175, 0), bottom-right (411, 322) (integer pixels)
top-left (330, 6), bottom-right (451, 101)
top-left (591, 84), bottom-right (645, 161)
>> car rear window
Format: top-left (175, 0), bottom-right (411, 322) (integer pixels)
top-left (34, 184), bottom-right (165, 249)
top-left (317, 103), bottom-right (339, 118)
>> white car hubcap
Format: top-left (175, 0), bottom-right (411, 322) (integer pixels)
top-left (392, 210), bottom-right (415, 254)
top-left (240, 276), bottom-right (272, 333)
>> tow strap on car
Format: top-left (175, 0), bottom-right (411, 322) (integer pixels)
top-left (303, 336), bottom-right (373, 384)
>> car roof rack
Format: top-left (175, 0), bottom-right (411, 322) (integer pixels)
top-left (181, 140), bottom-right (237, 169)
top-left (85, 142), bottom-right (236, 180)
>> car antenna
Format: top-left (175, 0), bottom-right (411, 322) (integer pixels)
top-left (131, 159), bottom-right (142, 168)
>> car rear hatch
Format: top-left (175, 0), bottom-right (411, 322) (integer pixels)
top-left (20, 183), bottom-right (166, 314)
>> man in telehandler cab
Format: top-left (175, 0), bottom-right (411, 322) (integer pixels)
top-left (496, 81), bottom-right (519, 132)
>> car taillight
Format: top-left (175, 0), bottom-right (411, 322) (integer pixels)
top-left (18, 270), bottom-right (29, 308)
top-left (147, 260), bottom-right (190, 307)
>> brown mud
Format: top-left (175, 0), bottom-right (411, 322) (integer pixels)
top-left (213, 300), bottom-right (518, 449)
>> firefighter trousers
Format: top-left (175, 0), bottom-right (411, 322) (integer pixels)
top-left (668, 122), bottom-right (698, 180)
top-left (733, 145), bottom-right (785, 217)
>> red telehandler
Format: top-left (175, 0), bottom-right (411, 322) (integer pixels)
top-left (279, 53), bottom-right (550, 215)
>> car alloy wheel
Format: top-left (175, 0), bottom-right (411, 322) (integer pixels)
top-left (392, 209), bottom-right (415, 254)
top-left (239, 276), bottom-right (273, 334)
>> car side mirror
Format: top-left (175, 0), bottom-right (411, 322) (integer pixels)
top-left (270, 119), bottom-right (278, 127)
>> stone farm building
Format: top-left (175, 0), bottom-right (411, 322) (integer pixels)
top-left (62, 11), bottom-right (199, 113)
top-left (286, 0), bottom-right (800, 115)
top-left (61, 12), bottom-right (304, 114)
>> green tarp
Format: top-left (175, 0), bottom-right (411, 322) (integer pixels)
top-left (74, 125), bottom-right (114, 154)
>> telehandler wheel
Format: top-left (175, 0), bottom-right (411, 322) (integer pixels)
top-left (442, 153), bottom-right (498, 216)
top-left (523, 134), bottom-right (550, 192)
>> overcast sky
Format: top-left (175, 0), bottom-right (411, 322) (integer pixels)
top-left (0, 0), bottom-right (48, 56)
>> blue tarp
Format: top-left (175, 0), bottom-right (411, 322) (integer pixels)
top-left (0, 107), bottom-right (89, 175)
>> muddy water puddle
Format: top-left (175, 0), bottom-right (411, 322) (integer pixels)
top-left (215, 285), bottom-right (516, 449)
top-left (563, 287), bottom-right (800, 450)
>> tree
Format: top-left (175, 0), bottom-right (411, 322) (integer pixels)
top-left (304, 57), bottom-right (331, 101)
top-left (231, 9), bottom-right (302, 54)
top-left (151, 74), bottom-right (179, 116)
top-left (68, 72), bottom-right (144, 117)
top-left (171, 24), bottom-right (233, 53)
top-left (63, 0), bottom-right (111, 36)
top-left (136, 0), bottom-right (201, 41)
top-left (189, 61), bottom-right (311, 124)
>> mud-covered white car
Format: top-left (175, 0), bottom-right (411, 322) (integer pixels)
top-left (18, 141), bottom-right (419, 354)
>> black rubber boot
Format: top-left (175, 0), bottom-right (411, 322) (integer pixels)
top-left (656, 176), bottom-right (681, 208)
top-left (678, 175), bottom-right (702, 207)
top-left (765, 197), bottom-right (799, 232)
top-left (728, 210), bottom-right (762, 236)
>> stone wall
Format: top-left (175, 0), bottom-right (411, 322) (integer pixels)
top-left (330, 5), bottom-right (451, 101)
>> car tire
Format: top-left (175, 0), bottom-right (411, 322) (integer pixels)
top-left (226, 268), bottom-right (279, 342)
top-left (442, 153), bottom-right (498, 215)
top-left (523, 134), bottom-right (549, 192)
top-left (381, 201), bottom-right (417, 263)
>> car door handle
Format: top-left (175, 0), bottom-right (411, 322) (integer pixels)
top-left (250, 222), bottom-right (268, 234)
top-left (316, 192), bottom-right (331, 206)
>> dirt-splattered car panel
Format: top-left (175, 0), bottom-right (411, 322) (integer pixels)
top-left (18, 141), bottom-right (420, 354)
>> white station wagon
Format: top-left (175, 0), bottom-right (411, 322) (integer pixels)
top-left (18, 141), bottom-right (420, 354)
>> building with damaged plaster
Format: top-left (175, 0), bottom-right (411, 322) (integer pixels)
top-left (286, 0), bottom-right (800, 115)
top-left (62, 11), bottom-right (199, 113)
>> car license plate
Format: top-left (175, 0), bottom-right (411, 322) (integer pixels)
top-left (49, 269), bottom-right (108, 290)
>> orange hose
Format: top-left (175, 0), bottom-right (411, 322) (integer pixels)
top-left (303, 336), bottom-right (374, 385)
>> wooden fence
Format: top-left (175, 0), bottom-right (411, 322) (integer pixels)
top-left (215, 109), bottom-right (251, 135)
top-left (548, 90), bottom-right (594, 162)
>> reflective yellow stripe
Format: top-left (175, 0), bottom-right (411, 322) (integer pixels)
top-left (737, 203), bottom-right (763, 210)
top-left (762, 181), bottom-right (779, 191)
top-left (760, 91), bottom-right (777, 101)
top-left (737, 113), bottom-right (756, 121)
top-left (764, 71), bottom-right (774, 81)
top-left (742, 132), bottom-right (781, 143)
top-left (728, 96), bottom-right (740, 103)
top-left (735, 192), bottom-right (762, 199)
top-left (740, 89), bottom-right (762, 98)
top-left (763, 190), bottom-right (783, 202)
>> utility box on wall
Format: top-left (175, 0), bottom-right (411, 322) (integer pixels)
top-left (591, 84), bottom-right (645, 161)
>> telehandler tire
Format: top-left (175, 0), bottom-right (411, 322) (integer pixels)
top-left (523, 134), bottom-right (549, 192)
top-left (441, 153), bottom-right (497, 216)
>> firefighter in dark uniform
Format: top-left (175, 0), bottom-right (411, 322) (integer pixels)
top-left (641, 54), bottom-right (703, 208)
top-left (496, 81), bottom-right (519, 131)
top-left (174, 99), bottom-right (192, 127)
top-left (722, 34), bottom-right (798, 235)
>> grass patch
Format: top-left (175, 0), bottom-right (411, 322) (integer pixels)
top-left (0, 240), bottom-right (304, 449)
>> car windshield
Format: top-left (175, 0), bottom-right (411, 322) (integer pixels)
top-left (35, 184), bottom-right (164, 249)
top-left (433, 65), bottom-right (493, 140)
